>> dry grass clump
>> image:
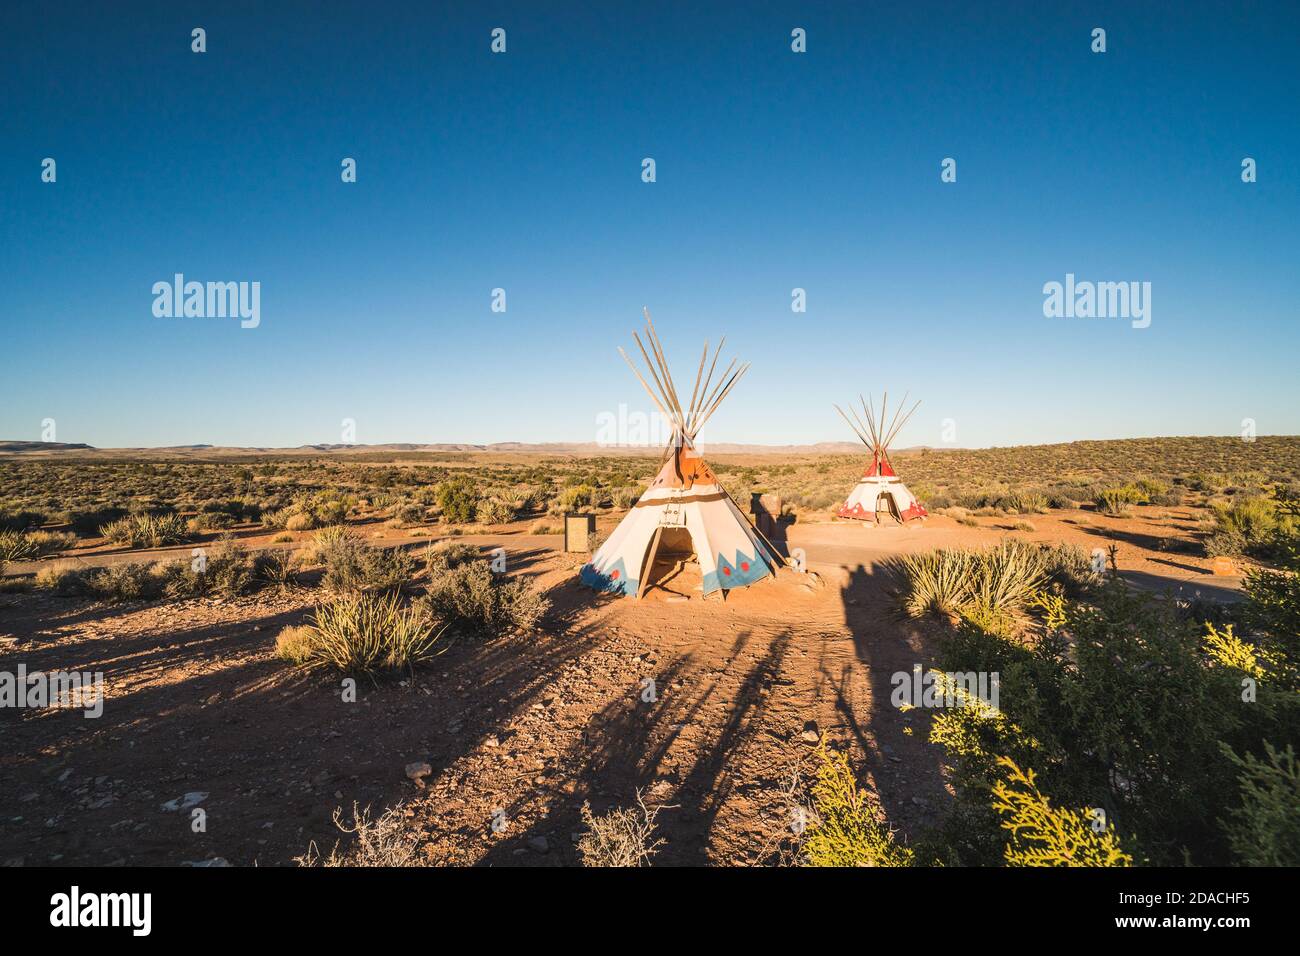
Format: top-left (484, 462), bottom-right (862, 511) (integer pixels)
top-left (295, 802), bottom-right (421, 867)
top-left (275, 624), bottom-right (316, 665)
top-left (291, 592), bottom-right (445, 674)
top-left (577, 791), bottom-right (665, 867)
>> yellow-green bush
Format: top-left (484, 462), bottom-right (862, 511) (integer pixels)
top-left (802, 745), bottom-right (913, 867)
top-left (991, 757), bottom-right (1133, 867)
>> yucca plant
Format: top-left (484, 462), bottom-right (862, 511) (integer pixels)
top-left (0, 529), bottom-right (38, 562)
top-left (896, 549), bottom-right (975, 617)
top-left (304, 593), bottom-right (444, 674)
top-left (99, 512), bottom-right (191, 548)
top-left (969, 540), bottom-right (1049, 613)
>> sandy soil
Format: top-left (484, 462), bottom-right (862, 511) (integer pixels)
top-left (0, 506), bottom-right (1242, 866)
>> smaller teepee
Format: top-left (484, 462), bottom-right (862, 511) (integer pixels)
top-left (834, 392), bottom-right (928, 524)
top-left (580, 311), bottom-right (780, 599)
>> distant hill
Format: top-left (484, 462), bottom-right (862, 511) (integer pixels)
top-left (0, 439), bottom-right (870, 459)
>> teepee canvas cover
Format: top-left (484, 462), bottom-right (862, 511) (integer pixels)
top-left (580, 312), bottom-right (779, 598)
top-left (834, 392), bottom-right (928, 523)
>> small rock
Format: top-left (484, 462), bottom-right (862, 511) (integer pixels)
top-left (527, 836), bottom-right (550, 854)
top-left (800, 721), bottom-right (820, 744)
top-left (160, 791), bottom-right (208, 812)
top-left (404, 762), bottom-right (432, 784)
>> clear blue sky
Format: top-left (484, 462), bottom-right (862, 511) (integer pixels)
top-left (3, 1), bottom-right (1297, 449)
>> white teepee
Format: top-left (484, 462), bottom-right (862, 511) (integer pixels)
top-left (580, 311), bottom-right (780, 598)
top-left (834, 392), bottom-right (928, 523)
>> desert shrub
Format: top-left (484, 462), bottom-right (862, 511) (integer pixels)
top-left (1209, 496), bottom-right (1295, 559)
top-left (158, 537), bottom-right (260, 599)
top-left (275, 624), bottom-right (316, 665)
top-left (529, 522), bottom-right (559, 535)
top-left (285, 512), bottom-right (318, 532)
top-left (34, 561), bottom-right (84, 593)
top-left (1204, 527), bottom-right (1248, 557)
top-left (436, 477), bottom-right (478, 523)
top-left (99, 512), bottom-right (191, 548)
top-left (1222, 743), bottom-right (1300, 866)
top-left (802, 745), bottom-right (913, 867)
top-left (1202, 623), bottom-right (1268, 679)
top-left (1094, 485), bottom-right (1145, 516)
top-left (258, 550), bottom-right (300, 589)
top-left (998, 490), bottom-right (1048, 514)
top-left (611, 486), bottom-right (640, 509)
top-left (315, 529), bottom-right (415, 594)
top-left (75, 562), bottom-right (167, 603)
top-left (300, 593), bottom-right (444, 674)
top-left (22, 530), bottom-right (77, 557)
top-left (0, 508), bottom-right (47, 532)
top-left (476, 497), bottom-right (516, 525)
top-left (1239, 513), bottom-right (1300, 675)
top-left (391, 502), bottom-right (424, 527)
top-left (991, 757), bottom-right (1133, 866)
top-left (577, 792), bottom-right (665, 867)
top-left (424, 540), bottom-right (483, 573)
top-left (928, 579), bottom-right (1272, 866)
top-left (295, 802), bottom-right (421, 867)
top-left (423, 551), bottom-right (548, 633)
top-left (555, 484), bottom-right (595, 512)
top-left (1044, 489), bottom-right (1076, 509)
top-left (1040, 543), bottom-right (1101, 596)
top-left (187, 511), bottom-right (236, 532)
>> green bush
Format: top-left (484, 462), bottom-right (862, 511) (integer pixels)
top-left (436, 477), bottom-right (478, 523)
top-left (1222, 743), bottom-right (1300, 866)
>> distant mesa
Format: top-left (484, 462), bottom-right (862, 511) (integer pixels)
top-left (0, 441), bottom-right (96, 453)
